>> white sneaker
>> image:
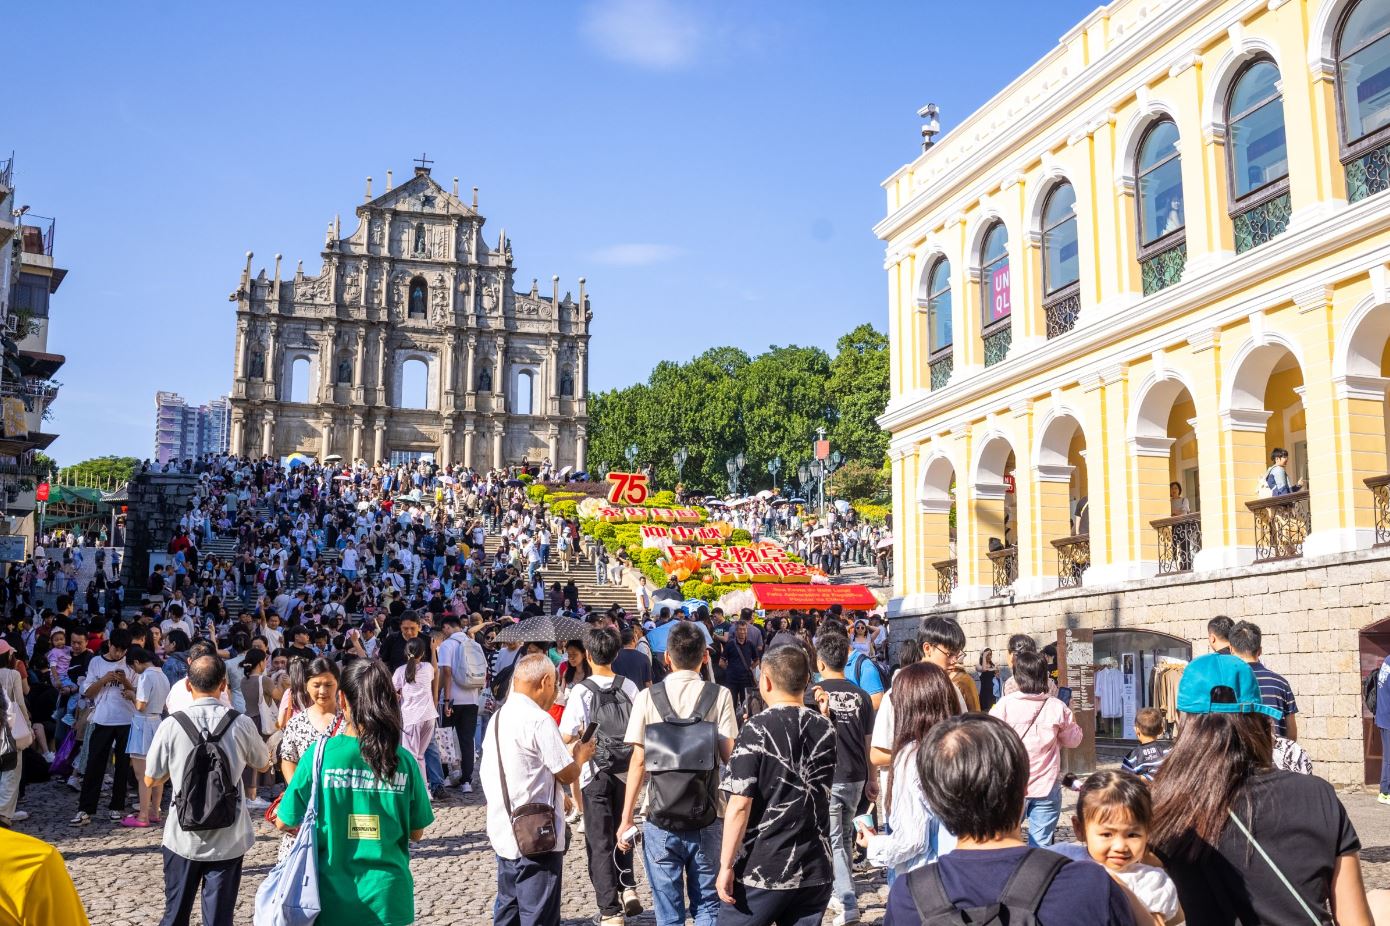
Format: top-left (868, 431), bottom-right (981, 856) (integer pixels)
top-left (10, 810), bottom-right (28, 822)
top-left (460, 782), bottom-right (473, 794)
top-left (246, 797), bottom-right (271, 811)
top-left (65, 775), bottom-right (81, 792)
top-left (444, 772), bottom-right (463, 787)
top-left (69, 811), bottom-right (90, 827)
top-left (41, 752), bottom-right (55, 764)
top-left (832, 910), bottom-right (860, 926)
top-left (566, 808), bottom-right (582, 824)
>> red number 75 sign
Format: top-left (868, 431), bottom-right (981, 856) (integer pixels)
top-left (606, 471), bottom-right (650, 505)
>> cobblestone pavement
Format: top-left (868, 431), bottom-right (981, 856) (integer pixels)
top-left (21, 773), bottom-right (1390, 926)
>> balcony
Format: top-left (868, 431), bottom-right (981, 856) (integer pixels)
top-left (1051, 534), bottom-right (1090, 589)
top-left (1044, 285), bottom-right (1081, 339)
top-left (1346, 139), bottom-right (1390, 204)
top-left (1151, 512), bottom-right (1202, 573)
top-left (929, 352), bottom-right (953, 391)
top-left (19, 216), bottom-right (54, 257)
top-left (1366, 475), bottom-right (1390, 547)
top-left (988, 545), bottom-right (1017, 597)
top-left (932, 558), bottom-right (957, 604)
top-left (1245, 490), bottom-right (1311, 563)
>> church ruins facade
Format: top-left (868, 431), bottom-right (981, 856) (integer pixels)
top-left (226, 162), bottom-right (591, 470)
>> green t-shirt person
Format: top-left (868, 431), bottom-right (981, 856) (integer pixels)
top-left (279, 735), bottom-right (435, 926)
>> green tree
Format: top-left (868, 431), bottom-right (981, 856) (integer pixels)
top-left (31, 453), bottom-right (58, 481)
top-left (827, 323), bottom-right (890, 466)
top-left (60, 455), bottom-right (140, 487)
top-left (828, 459), bottom-right (887, 503)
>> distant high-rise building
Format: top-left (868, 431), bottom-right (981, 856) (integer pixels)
top-left (154, 391), bottom-right (231, 462)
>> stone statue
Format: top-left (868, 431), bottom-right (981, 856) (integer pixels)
top-left (560, 369), bottom-right (574, 397)
top-left (409, 281), bottom-right (427, 317)
top-left (414, 223), bottom-right (427, 254)
top-left (337, 358), bottom-right (352, 384)
top-left (249, 350), bottom-right (265, 379)
top-left (478, 365), bottom-right (492, 392)
top-left (482, 285), bottom-right (498, 313)
top-left (431, 274), bottom-right (450, 326)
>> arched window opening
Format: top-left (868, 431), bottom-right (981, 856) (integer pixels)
top-left (289, 357), bottom-right (311, 404)
top-left (979, 223), bottom-right (1010, 367)
top-left (1337, 0), bottom-right (1390, 200)
top-left (1228, 59), bottom-right (1291, 252)
top-left (400, 359), bottom-right (428, 409)
top-left (516, 370), bottom-right (534, 416)
top-left (408, 277), bottom-right (427, 318)
top-left (1041, 182), bottom-right (1081, 338)
top-left (559, 366), bottom-right (575, 397)
top-left (925, 258), bottom-right (953, 390)
top-left (1136, 119), bottom-right (1187, 295)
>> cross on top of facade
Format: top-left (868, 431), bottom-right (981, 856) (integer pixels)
top-left (414, 152), bottom-right (434, 171)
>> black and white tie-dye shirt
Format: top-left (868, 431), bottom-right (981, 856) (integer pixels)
top-left (722, 703), bottom-right (836, 890)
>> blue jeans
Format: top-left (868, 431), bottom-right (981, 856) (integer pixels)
top-left (828, 780), bottom-right (863, 913)
top-left (643, 821), bottom-right (721, 926)
top-left (423, 738), bottom-right (444, 790)
top-left (1024, 783), bottom-right (1062, 847)
top-left (1380, 728), bottom-right (1390, 795)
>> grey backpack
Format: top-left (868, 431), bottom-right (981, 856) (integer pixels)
top-left (906, 849), bottom-right (1068, 925)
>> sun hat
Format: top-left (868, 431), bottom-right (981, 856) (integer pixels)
top-left (1176, 653), bottom-right (1282, 720)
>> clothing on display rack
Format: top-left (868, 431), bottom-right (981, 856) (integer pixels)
top-left (1152, 660), bottom-right (1188, 725)
top-left (1094, 666), bottom-right (1124, 719)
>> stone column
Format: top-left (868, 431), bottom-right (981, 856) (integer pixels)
top-left (575, 343), bottom-right (587, 400)
top-left (492, 422), bottom-right (505, 470)
top-left (376, 327), bottom-right (389, 405)
top-left (441, 418), bottom-right (454, 466)
top-left (465, 336), bottom-right (478, 409)
top-left (229, 412), bottom-right (245, 457)
top-left (352, 328), bottom-right (366, 404)
top-left (320, 417), bottom-right (334, 458)
top-left (442, 334), bottom-right (457, 409)
top-left (373, 421), bottom-right (386, 464)
top-left (547, 425), bottom-right (559, 467)
top-left (351, 415), bottom-right (364, 463)
top-left (575, 425), bottom-right (587, 472)
top-left (463, 424), bottom-right (475, 471)
top-left (265, 321), bottom-right (280, 394)
top-left (494, 336), bottom-right (507, 396)
top-left (234, 320), bottom-right (249, 390)
top-left (261, 412), bottom-right (275, 457)
top-left (319, 325), bottom-right (337, 403)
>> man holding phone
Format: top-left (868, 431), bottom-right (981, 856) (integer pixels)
top-left (559, 627), bottom-right (642, 925)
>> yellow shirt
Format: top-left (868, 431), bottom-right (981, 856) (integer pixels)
top-left (0, 828), bottom-right (89, 926)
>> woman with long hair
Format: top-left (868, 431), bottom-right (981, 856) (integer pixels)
top-left (857, 662), bottom-right (961, 875)
top-left (1150, 653), bottom-right (1373, 925)
top-left (976, 647), bottom-right (999, 712)
top-left (277, 658), bottom-right (434, 924)
top-left (275, 656), bottom-right (341, 861)
top-left (392, 636), bottom-right (437, 781)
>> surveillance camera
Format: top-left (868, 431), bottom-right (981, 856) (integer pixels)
top-left (916, 103), bottom-right (939, 119)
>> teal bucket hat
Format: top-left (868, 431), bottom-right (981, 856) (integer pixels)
top-left (1175, 653), bottom-right (1282, 720)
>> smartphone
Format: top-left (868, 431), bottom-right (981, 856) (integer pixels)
top-left (580, 721), bottom-right (599, 743)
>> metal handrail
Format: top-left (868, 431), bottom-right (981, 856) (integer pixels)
top-left (1050, 533), bottom-right (1090, 588)
top-left (1150, 512), bottom-right (1201, 573)
top-left (1366, 476), bottom-right (1390, 547)
top-left (987, 546), bottom-right (1017, 597)
top-left (1245, 489), bottom-right (1311, 562)
top-left (932, 558), bottom-right (957, 605)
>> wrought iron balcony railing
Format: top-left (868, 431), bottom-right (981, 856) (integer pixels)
top-left (1050, 534), bottom-right (1090, 589)
top-left (932, 558), bottom-right (957, 605)
top-left (987, 546), bottom-right (1017, 597)
top-left (1151, 512), bottom-right (1201, 574)
top-left (1366, 475), bottom-right (1390, 547)
top-left (1245, 490), bottom-right (1311, 563)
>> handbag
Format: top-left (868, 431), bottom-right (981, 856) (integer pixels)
top-left (493, 712), bottom-right (558, 857)
top-left (5, 693), bottom-right (32, 751)
top-left (254, 732), bottom-right (330, 926)
top-left (49, 728), bottom-right (80, 778)
top-left (1226, 809), bottom-right (1325, 924)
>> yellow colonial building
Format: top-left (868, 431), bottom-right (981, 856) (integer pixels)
top-left (878, 0), bottom-right (1390, 782)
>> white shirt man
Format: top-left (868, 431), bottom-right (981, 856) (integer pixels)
top-left (437, 627), bottom-right (484, 708)
top-left (160, 613), bottom-right (194, 641)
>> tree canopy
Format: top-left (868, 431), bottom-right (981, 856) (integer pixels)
top-left (588, 324), bottom-right (890, 495)
top-left (58, 455), bottom-right (140, 488)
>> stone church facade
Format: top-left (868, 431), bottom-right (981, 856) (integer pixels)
top-left (227, 163), bottom-right (591, 470)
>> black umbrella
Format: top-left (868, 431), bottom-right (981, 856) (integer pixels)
top-left (651, 587), bottom-right (683, 603)
top-left (505, 478), bottom-right (525, 487)
top-left (493, 613), bottom-right (591, 644)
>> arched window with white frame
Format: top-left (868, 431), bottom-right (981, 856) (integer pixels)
top-left (1041, 182), bottom-right (1080, 338)
top-left (1337, 0), bottom-right (1390, 200)
top-left (978, 222), bottom-right (1011, 367)
top-left (1136, 118), bottom-right (1187, 295)
top-left (1227, 58), bottom-right (1291, 252)
top-left (923, 257), bottom-right (953, 389)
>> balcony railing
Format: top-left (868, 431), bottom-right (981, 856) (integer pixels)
top-left (1366, 475), bottom-right (1390, 547)
top-left (1246, 490), bottom-right (1311, 563)
top-left (19, 216), bottom-right (55, 256)
top-left (1140, 240), bottom-right (1186, 295)
top-left (1232, 190), bottom-right (1291, 254)
top-left (1346, 139), bottom-right (1390, 204)
top-left (1044, 287), bottom-right (1081, 339)
top-left (1051, 534), bottom-right (1090, 589)
top-left (982, 324), bottom-right (1011, 367)
top-left (932, 558), bottom-right (957, 604)
top-left (929, 353), bottom-right (953, 391)
top-left (987, 546), bottom-right (1017, 597)
top-left (1151, 512), bottom-right (1202, 573)
top-left (0, 154), bottom-right (12, 190)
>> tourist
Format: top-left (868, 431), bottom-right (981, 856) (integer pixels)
top-left (976, 648), bottom-right (999, 712)
top-left (857, 662), bottom-right (959, 876)
top-left (884, 713), bottom-right (1135, 924)
top-left (718, 620), bottom-right (759, 719)
top-left (989, 649), bottom-right (1081, 847)
top-left (1228, 620), bottom-right (1298, 740)
top-left (618, 622), bottom-right (738, 926)
top-left (1120, 707), bottom-right (1172, 781)
top-left (436, 613), bottom-right (486, 791)
top-left (121, 646), bottom-right (171, 828)
top-left (612, 623), bottom-right (653, 690)
top-left (809, 629), bottom-right (875, 926)
top-left (392, 636), bottom-right (437, 781)
top-left (919, 616), bottom-right (979, 711)
top-left (1207, 615), bottom-right (1233, 654)
top-left (718, 644), bottom-right (836, 926)
top-left (144, 653), bottom-right (271, 926)
top-left (1150, 653), bottom-right (1373, 924)
top-left (275, 656), bottom-right (341, 860)
top-left (482, 653), bottom-right (595, 926)
top-left (1069, 771), bottom-right (1181, 925)
top-left (559, 627), bottom-right (643, 925)
top-left (71, 627), bottom-right (136, 827)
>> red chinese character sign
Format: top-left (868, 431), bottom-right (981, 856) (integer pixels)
top-left (605, 471), bottom-right (649, 505)
top-left (35, 482), bottom-right (50, 502)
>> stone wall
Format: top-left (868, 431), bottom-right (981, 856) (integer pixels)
top-left (121, 472), bottom-right (201, 594)
top-left (888, 548), bottom-right (1390, 786)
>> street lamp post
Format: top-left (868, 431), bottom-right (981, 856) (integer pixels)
top-left (725, 452), bottom-right (746, 496)
top-left (624, 443), bottom-right (639, 469)
top-left (673, 446), bottom-right (688, 481)
top-left (767, 455), bottom-right (782, 491)
top-left (820, 450), bottom-right (843, 517)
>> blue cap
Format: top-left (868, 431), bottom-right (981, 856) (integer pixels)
top-left (1175, 653), bottom-right (1282, 720)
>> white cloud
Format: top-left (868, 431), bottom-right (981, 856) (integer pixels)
top-left (580, 0), bottom-right (704, 70)
top-left (589, 243), bottom-right (686, 266)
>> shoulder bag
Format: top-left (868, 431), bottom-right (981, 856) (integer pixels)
top-left (254, 731), bottom-right (330, 926)
top-left (494, 711), bottom-right (558, 857)
top-left (1226, 809), bottom-right (1326, 925)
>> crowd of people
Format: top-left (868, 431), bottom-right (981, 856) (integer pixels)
top-left (0, 451), bottom-right (1386, 925)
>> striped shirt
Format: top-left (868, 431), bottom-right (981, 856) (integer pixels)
top-left (1121, 739), bottom-right (1173, 780)
top-left (1250, 660), bottom-right (1298, 737)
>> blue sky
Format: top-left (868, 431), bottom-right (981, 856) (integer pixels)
top-left (12, 0), bottom-right (1095, 464)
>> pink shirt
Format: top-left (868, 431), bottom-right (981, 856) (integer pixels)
top-left (989, 691), bottom-right (1082, 798)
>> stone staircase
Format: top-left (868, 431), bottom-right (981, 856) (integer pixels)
top-left (477, 529), bottom-right (636, 614)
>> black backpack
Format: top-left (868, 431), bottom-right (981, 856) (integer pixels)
top-left (643, 682), bottom-right (720, 832)
top-left (579, 678), bottom-right (634, 773)
top-left (1366, 670), bottom-right (1380, 715)
top-left (906, 848), bottom-right (1067, 925)
top-left (171, 710), bottom-right (243, 832)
